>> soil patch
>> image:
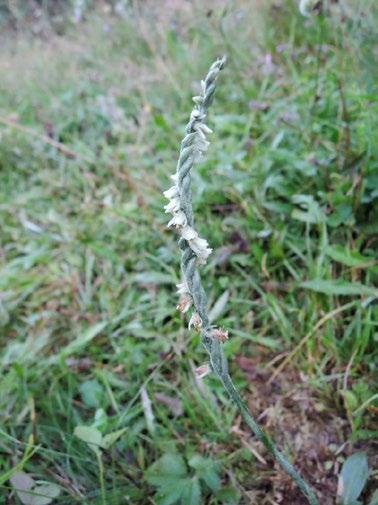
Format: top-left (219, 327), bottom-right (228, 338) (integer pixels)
top-left (233, 355), bottom-right (377, 504)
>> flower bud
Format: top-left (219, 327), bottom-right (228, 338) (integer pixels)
top-left (168, 211), bottom-right (187, 228)
top-left (164, 197), bottom-right (180, 214)
top-left (188, 312), bottom-right (203, 331)
top-left (176, 282), bottom-right (189, 295)
top-left (181, 226), bottom-right (198, 241)
top-left (212, 327), bottom-right (229, 343)
top-left (176, 295), bottom-right (192, 313)
top-left (195, 363), bottom-right (210, 379)
top-left (163, 185), bottom-right (179, 199)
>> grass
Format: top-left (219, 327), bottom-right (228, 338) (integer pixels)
top-left (0, 1), bottom-right (377, 504)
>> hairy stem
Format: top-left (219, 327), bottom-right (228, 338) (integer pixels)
top-left (167, 57), bottom-right (319, 505)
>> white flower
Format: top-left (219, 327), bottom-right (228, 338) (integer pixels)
top-left (196, 250), bottom-right (212, 265)
top-left (196, 138), bottom-right (210, 152)
top-left (164, 197), bottom-right (180, 214)
top-left (212, 327), bottom-right (229, 343)
top-left (189, 236), bottom-right (212, 263)
top-left (196, 129), bottom-right (206, 141)
top-left (179, 226), bottom-right (212, 264)
top-left (176, 295), bottom-right (192, 313)
top-left (194, 123), bottom-right (213, 141)
top-left (188, 312), bottom-right (202, 331)
top-left (167, 211), bottom-right (187, 228)
top-left (181, 226), bottom-right (198, 241)
top-left (163, 185), bottom-right (179, 199)
top-left (192, 95), bottom-right (203, 106)
top-left (190, 109), bottom-right (201, 121)
top-left (176, 281), bottom-right (189, 295)
top-left (191, 236), bottom-right (209, 249)
top-left (197, 124), bottom-right (213, 135)
top-left (195, 363), bottom-right (210, 379)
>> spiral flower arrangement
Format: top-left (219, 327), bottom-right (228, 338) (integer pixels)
top-left (163, 57), bottom-right (319, 505)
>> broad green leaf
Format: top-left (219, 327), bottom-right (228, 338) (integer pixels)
top-left (79, 380), bottom-right (104, 408)
top-left (200, 469), bottom-right (220, 492)
top-left (343, 390), bottom-right (358, 411)
top-left (146, 453), bottom-right (187, 487)
top-left (101, 428), bottom-right (127, 449)
top-left (291, 194), bottom-right (325, 223)
top-left (9, 473), bottom-right (60, 505)
top-left (292, 209), bottom-right (319, 224)
top-left (325, 245), bottom-right (375, 268)
top-left (93, 408), bottom-right (108, 429)
top-left (189, 455), bottom-right (220, 492)
top-left (9, 471), bottom-right (34, 504)
top-left (188, 455), bottom-right (209, 471)
top-left (301, 280), bottom-right (378, 297)
top-left (181, 476), bottom-right (201, 505)
top-left (215, 486), bottom-right (241, 504)
top-left (74, 426), bottom-right (102, 455)
top-left (155, 481), bottom-right (185, 505)
top-left (29, 483), bottom-right (61, 505)
top-left (337, 452), bottom-right (369, 505)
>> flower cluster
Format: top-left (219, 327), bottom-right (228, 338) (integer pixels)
top-left (195, 363), bottom-right (210, 379)
top-left (163, 118), bottom-right (214, 266)
top-left (163, 60), bottom-right (230, 344)
top-left (162, 57), bottom-right (319, 505)
top-left (212, 327), bottom-right (229, 343)
top-left (175, 280), bottom-right (192, 314)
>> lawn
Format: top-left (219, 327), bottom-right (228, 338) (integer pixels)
top-left (0, 1), bottom-right (377, 504)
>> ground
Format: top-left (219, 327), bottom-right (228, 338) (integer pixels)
top-left (0, 1), bottom-right (377, 504)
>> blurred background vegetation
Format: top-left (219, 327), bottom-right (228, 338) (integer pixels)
top-left (0, 1), bottom-right (377, 504)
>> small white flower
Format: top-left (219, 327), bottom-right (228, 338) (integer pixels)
top-left (195, 363), bottom-right (210, 379)
top-left (197, 124), bottom-right (213, 135)
top-left (194, 123), bottom-right (213, 141)
top-left (176, 295), bottom-right (192, 313)
top-left (197, 250), bottom-right (213, 265)
top-left (164, 197), bottom-right (180, 214)
top-left (196, 129), bottom-right (206, 141)
top-left (188, 312), bottom-right (202, 331)
top-left (176, 281), bottom-right (189, 295)
top-left (192, 96), bottom-right (203, 105)
top-left (212, 327), bottom-right (229, 343)
top-left (196, 138), bottom-right (210, 152)
top-left (181, 226), bottom-right (198, 241)
top-left (163, 185), bottom-right (179, 199)
top-left (192, 237), bottom-right (209, 249)
top-left (191, 110), bottom-right (201, 121)
top-left (179, 229), bottom-right (213, 264)
top-left (189, 236), bottom-right (212, 262)
top-left (168, 211), bottom-right (187, 228)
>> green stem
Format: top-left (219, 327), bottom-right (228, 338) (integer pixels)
top-left (169, 57), bottom-right (320, 505)
top-left (96, 451), bottom-right (107, 505)
top-left (220, 373), bottom-right (319, 505)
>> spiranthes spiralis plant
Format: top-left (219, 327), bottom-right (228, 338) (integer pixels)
top-left (163, 57), bottom-right (320, 505)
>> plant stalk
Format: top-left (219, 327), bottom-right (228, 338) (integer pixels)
top-left (165, 57), bottom-right (319, 505)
